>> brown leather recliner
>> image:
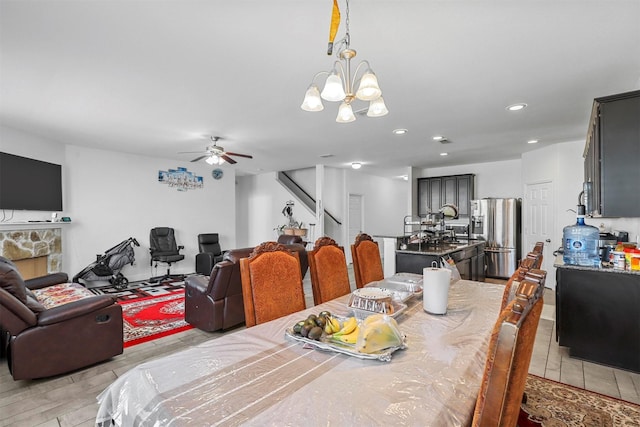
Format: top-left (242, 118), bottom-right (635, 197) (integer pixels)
top-left (0, 257), bottom-right (123, 380)
top-left (184, 243), bottom-right (309, 332)
top-left (185, 247), bottom-right (253, 332)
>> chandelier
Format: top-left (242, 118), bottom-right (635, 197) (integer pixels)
top-left (300, 0), bottom-right (388, 123)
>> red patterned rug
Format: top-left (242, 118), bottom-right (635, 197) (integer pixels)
top-left (118, 285), bottom-right (193, 347)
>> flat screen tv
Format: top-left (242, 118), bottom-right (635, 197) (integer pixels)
top-left (0, 152), bottom-right (63, 211)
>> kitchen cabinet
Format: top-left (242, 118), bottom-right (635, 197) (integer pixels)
top-left (395, 242), bottom-right (485, 281)
top-left (417, 174), bottom-right (474, 217)
top-left (584, 90), bottom-right (640, 217)
top-left (555, 264), bottom-right (640, 373)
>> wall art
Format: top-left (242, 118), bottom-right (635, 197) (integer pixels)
top-left (158, 167), bottom-right (203, 192)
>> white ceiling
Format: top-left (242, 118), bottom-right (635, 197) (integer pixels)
top-left (1, 0), bottom-right (639, 178)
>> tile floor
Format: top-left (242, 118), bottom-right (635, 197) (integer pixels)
top-left (1, 276), bottom-right (639, 426)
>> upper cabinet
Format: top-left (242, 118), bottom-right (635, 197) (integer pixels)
top-left (417, 174), bottom-right (475, 218)
top-left (584, 90), bottom-right (640, 217)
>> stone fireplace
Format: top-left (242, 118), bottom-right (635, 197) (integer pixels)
top-left (0, 228), bottom-right (63, 276)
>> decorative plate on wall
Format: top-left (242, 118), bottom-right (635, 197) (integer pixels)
top-left (212, 168), bottom-right (224, 180)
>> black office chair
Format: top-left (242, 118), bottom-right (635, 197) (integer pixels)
top-left (149, 227), bottom-right (185, 282)
top-left (195, 233), bottom-right (224, 275)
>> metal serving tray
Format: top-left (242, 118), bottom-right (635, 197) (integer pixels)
top-left (284, 328), bottom-right (406, 362)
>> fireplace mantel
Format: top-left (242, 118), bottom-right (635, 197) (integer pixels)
top-left (0, 224), bottom-right (67, 273)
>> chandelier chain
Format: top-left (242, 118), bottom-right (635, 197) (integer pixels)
top-left (333, 0), bottom-right (351, 58)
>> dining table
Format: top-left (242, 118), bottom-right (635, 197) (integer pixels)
top-left (95, 276), bottom-right (503, 426)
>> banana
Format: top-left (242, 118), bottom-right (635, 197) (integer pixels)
top-left (328, 316), bottom-right (341, 334)
top-left (333, 316), bottom-right (357, 336)
top-left (323, 316), bottom-right (340, 334)
top-left (335, 325), bottom-right (360, 344)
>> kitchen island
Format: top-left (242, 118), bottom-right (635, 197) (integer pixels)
top-left (555, 256), bottom-right (640, 373)
top-left (396, 240), bottom-right (486, 281)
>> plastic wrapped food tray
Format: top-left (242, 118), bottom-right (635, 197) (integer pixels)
top-left (347, 301), bottom-right (408, 320)
top-left (347, 287), bottom-right (394, 313)
top-left (284, 328), bottom-right (406, 362)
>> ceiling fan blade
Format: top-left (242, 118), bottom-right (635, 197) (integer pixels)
top-left (191, 155), bottom-right (208, 162)
top-left (221, 154), bottom-right (237, 164)
top-left (225, 152), bottom-right (253, 159)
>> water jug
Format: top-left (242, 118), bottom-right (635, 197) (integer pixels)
top-left (563, 205), bottom-right (600, 267)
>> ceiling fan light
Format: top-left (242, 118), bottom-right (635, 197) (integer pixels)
top-left (366, 96), bottom-right (389, 117)
top-left (205, 155), bottom-right (216, 165)
top-left (321, 71), bottom-right (346, 102)
top-left (336, 102), bottom-right (356, 123)
top-left (301, 84), bottom-right (324, 112)
top-left (356, 70), bottom-right (382, 101)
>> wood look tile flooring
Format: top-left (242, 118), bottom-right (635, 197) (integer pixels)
top-left (1, 281), bottom-right (639, 426)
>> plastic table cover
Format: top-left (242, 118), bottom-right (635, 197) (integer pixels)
top-left (95, 279), bottom-right (503, 427)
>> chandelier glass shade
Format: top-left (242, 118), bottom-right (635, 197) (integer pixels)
top-left (300, 0), bottom-right (387, 123)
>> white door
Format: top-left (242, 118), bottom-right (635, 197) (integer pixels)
top-left (347, 194), bottom-right (363, 264)
top-left (523, 181), bottom-right (556, 289)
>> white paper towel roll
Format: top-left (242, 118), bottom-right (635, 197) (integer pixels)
top-left (423, 267), bottom-right (452, 315)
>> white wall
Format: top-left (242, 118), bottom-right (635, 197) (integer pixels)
top-left (236, 172), bottom-right (317, 248)
top-left (1, 125), bottom-right (237, 282)
top-left (237, 168), bottom-right (409, 253)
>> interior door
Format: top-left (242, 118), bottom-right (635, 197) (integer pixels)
top-left (347, 194), bottom-right (363, 264)
top-left (524, 181), bottom-right (555, 289)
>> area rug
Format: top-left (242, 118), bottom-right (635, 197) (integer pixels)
top-left (89, 278), bottom-right (186, 302)
top-left (520, 374), bottom-right (640, 426)
top-left (93, 280), bottom-right (195, 347)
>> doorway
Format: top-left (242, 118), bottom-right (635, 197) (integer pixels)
top-left (524, 180), bottom-right (556, 289)
top-left (347, 194), bottom-right (363, 264)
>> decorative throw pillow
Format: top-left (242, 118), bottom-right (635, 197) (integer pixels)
top-left (0, 257), bottom-right (27, 304)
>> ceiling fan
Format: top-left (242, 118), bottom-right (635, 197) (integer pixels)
top-left (179, 136), bottom-right (253, 165)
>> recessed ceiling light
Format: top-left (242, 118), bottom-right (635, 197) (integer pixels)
top-left (393, 129), bottom-right (408, 135)
top-left (527, 139), bottom-right (539, 144)
top-left (440, 152), bottom-right (448, 156)
top-left (506, 103), bottom-right (527, 111)
top-left (433, 136), bottom-right (444, 141)
top-left (351, 162), bottom-right (362, 169)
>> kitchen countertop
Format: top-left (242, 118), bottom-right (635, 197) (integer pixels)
top-left (554, 255), bottom-right (640, 275)
top-left (396, 240), bottom-right (485, 256)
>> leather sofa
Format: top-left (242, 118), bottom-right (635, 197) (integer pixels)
top-left (0, 257), bottom-right (123, 380)
top-left (184, 242), bottom-right (308, 332)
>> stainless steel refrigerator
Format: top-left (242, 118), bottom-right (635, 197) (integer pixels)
top-left (470, 198), bottom-right (521, 278)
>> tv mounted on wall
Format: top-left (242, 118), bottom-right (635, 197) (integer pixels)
top-left (0, 152), bottom-right (63, 211)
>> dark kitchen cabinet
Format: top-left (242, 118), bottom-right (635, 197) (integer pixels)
top-left (584, 90), bottom-right (640, 217)
top-left (395, 243), bottom-right (485, 282)
top-left (556, 266), bottom-right (640, 373)
top-left (417, 174), bottom-right (474, 217)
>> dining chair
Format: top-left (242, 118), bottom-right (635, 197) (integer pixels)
top-left (239, 241), bottom-right (306, 327)
top-left (472, 270), bottom-right (546, 427)
top-left (308, 237), bottom-right (352, 305)
top-left (500, 255), bottom-right (542, 311)
top-left (525, 242), bottom-right (544, 269)
top-left (351, 233), bottom-right (384, 289)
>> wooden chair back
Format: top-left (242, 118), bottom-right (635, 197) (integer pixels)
top-left (350, 233), bottom-right (384, 289)
top-left (500, 242), bottom-right (544, 311)
top-left (308, 237), bottom-right (352, 305)
top-left (239, 241), bottom-right (305, 327)
top-left (472, 270), bottom-right (546, 427)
